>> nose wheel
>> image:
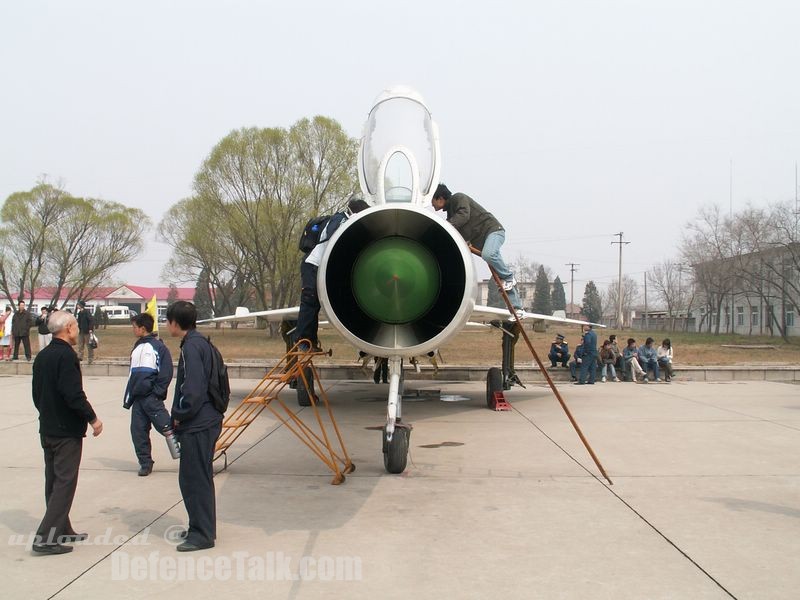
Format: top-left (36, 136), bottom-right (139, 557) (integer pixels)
top-left (486, 367), bottom-right (503, 408)
top-left (383, 423), bottom-right (411, 474)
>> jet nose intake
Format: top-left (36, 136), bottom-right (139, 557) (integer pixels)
top-left (352, 237), bottom-right (440, 324)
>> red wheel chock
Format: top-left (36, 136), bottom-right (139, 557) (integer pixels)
top-left (492, 391), bottom-right (512, 411)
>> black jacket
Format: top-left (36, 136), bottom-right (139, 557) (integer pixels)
top-left (32, 338), bottom-right (97, 437)
top-left (444, 192), bottom-right (503, 251)
top-left (171, 329), bottom-right (223, 433)
top-left (11, 309), bottom-right (34, 337)
top-left (36, 314), bottom-right (50, 335)
top-left (76, 309), bottom-right (94, 334)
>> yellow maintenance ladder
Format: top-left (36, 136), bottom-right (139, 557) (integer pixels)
top-left (214, 340), bottom-right (354, 485)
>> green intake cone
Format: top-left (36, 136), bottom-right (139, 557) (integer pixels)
top-left (352, 237), bottom-right (440, 324)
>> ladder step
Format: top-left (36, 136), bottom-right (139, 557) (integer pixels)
top-left (223, 417), bottom-right (256, 428)
top-left (243, 396), bottom-right (268, 404)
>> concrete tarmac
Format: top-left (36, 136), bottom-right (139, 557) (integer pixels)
top-left (2, 375), bottom-right (799, 599)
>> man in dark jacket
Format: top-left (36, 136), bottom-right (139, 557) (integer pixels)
top-left (12, 299), bottom-right (35, 361)
top-left (32, 310), bottom-right (103, 554)
top-left (167, 301), bottom-right (223, 552)
top-left (431, 184), bottom-right (523, 313)
top-left (124, 313), bottom-right (173, 476)
top-left (75, 301), bottom-right (95, 364)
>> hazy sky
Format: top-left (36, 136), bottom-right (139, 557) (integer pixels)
top-left (2, 1), bottom-right (799, 302)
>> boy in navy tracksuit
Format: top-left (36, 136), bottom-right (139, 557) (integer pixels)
top-left (123, 313), bottom-right (173, 476)
top-left (167, 301), bottom-right (223, 552)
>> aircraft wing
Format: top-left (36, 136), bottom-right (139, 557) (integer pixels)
top-left (198, 306), bottom-right (301, 324)
top-left (470, 304), bottom-right (605, 328)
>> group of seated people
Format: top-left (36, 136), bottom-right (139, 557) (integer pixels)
top-left (549, 333), bottom-right (674, 383)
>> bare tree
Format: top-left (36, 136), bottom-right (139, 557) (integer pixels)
top-left (648, 260), bottom-right (687, 331)
top-left (681, 205), bottom-right (737, 334)
top-left (605, 275), bottom-right (639, 327)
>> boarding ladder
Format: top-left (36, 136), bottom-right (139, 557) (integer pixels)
top-left (213, 340), bottom-right (354, 485)
top-left (469, 245), bottom-right (613, 486)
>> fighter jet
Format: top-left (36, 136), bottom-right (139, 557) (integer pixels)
top-left (206, 86), bottom-right (598, 474)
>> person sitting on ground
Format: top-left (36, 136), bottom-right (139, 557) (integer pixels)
top-left (548, 333), bottom-right (570, 368)
top-left (657, 338), bottom-right (674, 382)
top-left (608, 334), bottom-right (623, 372)
top-left (638, 337), bottom-right (660, 382)
top-left (600, 340), bottom-right (619, 382)
top-left (623, 338), bottom-right (648, 382)
top-left (569, 336), bottom-right (585, 382)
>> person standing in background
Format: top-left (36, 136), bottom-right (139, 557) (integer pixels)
top-left (0, 305), bottom-right (12, 361)
top-left (75, 301), bottom-right (95, 364)
top-left (36, 306), bottom-right (52, 351)
top-left (12, 299), bottom-right (34, 361)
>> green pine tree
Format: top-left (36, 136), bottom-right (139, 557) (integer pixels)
top-left (532, 265), bottom-right (552, 315)
top-left (581, 281), bottom-right (602, 323)
top-left (551, 276), bottom-right (566, 311)
top-left (192, 270), bottom-right (214, 320)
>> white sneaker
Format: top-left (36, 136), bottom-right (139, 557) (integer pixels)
top-left (614, 377), bottom-right (620, 382)
top-left (503, 276), bottom-right (517, 291)
top-left (514, 309), bottom-right (527, 320)
top-left (655, 378), bottom-right (661, 382)
top-left (601, 376), bottom-right (607, 382)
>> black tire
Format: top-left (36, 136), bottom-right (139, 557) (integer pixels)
top-left (486, 367), bottom-right (503, 408)
top-left (296, 366), bottom-right (314, 407)
top-left (383, 426), bottom-right (410, 474)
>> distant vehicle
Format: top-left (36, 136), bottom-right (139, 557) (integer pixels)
top-left (100, 305), bottom-right (133, 322)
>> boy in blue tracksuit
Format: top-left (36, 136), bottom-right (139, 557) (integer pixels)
top-left (124, 313), bottom-right (173, 476)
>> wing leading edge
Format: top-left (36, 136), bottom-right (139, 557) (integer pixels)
top-left (470, 305), bottom-right (606, 328)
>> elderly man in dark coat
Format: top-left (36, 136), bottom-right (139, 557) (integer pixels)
top-left (31, 310), bottom-right (103, 554)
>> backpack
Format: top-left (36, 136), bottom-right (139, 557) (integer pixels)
top-left (298, 212), bottom-right (346, 253)
top-left (206, 337), bottom-right (231, 414)
top-left (299, 215), bottom-right (333, 253)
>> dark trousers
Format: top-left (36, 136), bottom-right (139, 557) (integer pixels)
top-left (658, 358), bottom-right (674, 379)
top-left (36, 435), bottom-right (82, 544)
top-left (294, 261), bottom-right (320, 347)
top-left (13, 335), bottom-right (31, 360)
top-left (640, 358), bottom-right (660, 379)
top-left (131, 396), bottom-right (172, 467)
top-left (549, 351), bottom-right (570, 367)
top-left (578, 354), bottom-right (598, 383)
top-left (178, 422), bottom-right (222, 546)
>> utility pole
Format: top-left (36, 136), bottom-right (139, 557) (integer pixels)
top-left (565, 262), bottom-right (579, 317)
top-left (643, 272), bottom-right (648, 330)
top-left (611, 233), bottom-right (630, 328)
